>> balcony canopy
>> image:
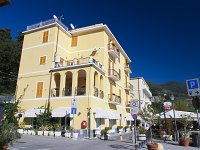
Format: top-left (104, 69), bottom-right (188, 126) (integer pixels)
top-left (93, 108), bottom-right (120, 119)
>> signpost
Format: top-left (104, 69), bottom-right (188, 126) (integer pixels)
top-left (130, 99), bottom-right (139, 145)
top-left (186, 78), bottom-right (200, 128)
top-left (163, 102), bottom-right (172, 110)
top-left (70, 98), bottom-right (77, 131)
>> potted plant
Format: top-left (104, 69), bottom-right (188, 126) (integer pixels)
top-left (101, 127), bottom-right (111, 140)
top-left (124, 126), bottom-right (130, 132)
top-left (0, 121), bottom-right (21, 150)
top-left (17, 121), bottom-right (25, 134)
top-left (54, 124), bottom-right (62, 137)
top-left (179, 114), bottom-right (193, 147)
top-left (138, 126), bottom-right (146, 141)
top-left (72, 129), bottom-right (79, 139)
top-left (65, 126), bottom-right (72, 138)
top-left (117, 126), bottom-right (123, 133)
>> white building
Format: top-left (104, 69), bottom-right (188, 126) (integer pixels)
top-left (130, 77), bottom-right (152, 110)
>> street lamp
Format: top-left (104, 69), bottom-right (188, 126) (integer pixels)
top-left (170, 94), bottom-right (178, 142)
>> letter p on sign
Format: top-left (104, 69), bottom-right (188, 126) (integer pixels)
top-left (187, 79), bottom-right (199, 90)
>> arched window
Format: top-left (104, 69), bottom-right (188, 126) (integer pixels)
top-left (77, 70), bottom-right (86, 95)
top-left (52, 73), bottom-right (60, 97)
top-left (64, 71), bottom-right (72, 96)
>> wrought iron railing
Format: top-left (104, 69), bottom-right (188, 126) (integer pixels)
top-left (108, 94), bottom-right (121, 104)
top-left (62, 88), bottom-right (72, 96)
top-left (109, 69), bottom-right (120, 80)
top-left (51, 88), bottom-right (60, 97)
top-left (76, 87), bottom-right (86, 96)
top-left (26, 18), bottom-right (68, 31)
top-left (99, 90), bottom-right (104, 99)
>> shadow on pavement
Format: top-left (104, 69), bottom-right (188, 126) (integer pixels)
top-left (108, 144), bottom-right (136, 150)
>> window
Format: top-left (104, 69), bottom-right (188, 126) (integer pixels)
top-left (43, 31), bottom-right (49, 43)
top-left (119, 69), bottom-right (121, 79)
top-left (40, 56), bottom-right (46, 65)
top-left (71, 36), bottom-right (78, 47)
top-left (36, 82), bottom-right (43, 98)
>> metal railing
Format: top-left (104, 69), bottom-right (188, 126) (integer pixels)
top-left (109, 69), bottom-right (120, 80)
top-left (76, 87), bottom-right (86, 96)
top-left (108, 94), bottom-right (121, 104)
top-left (94, 87), bottom-right (98, 97)
top-left (108, 42), bottom-right (120, 55)
top-left (125, 82), bottom-right (133, 90)
top-left (51, 88), bottom-right (60, 97)
top-left (99, 90), bottom-right (104, 99)
top-left (26, 18), bottom-right (68, 31)
top-left (54, 57), bottom-right (104, 71)
top-left (62, 88), bottom-right (72, 96)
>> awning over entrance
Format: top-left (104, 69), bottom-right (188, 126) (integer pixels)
top-left (125, 114), bottom-right (134, 121)
top-left (24, 108), bottom-right (45, 118)
top-left (93, 108), bottom-right (120, 119)
top-left (52, 107), bottom-right (72, 118)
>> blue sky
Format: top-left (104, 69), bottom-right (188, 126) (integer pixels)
top-left (1, 0), bottom-right (200, 83)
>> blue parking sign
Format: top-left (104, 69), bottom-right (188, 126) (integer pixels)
top-left (186, 79), bottom-right (199, 90)
top-left (71, 108), bottom-right (77, 114)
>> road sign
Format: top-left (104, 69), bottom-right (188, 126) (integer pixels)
top-left (163, 102), bottom-right (172, 110)
top-left (130, 99), bottom-right (138, 107)
top-left (132, 114), bottom-right (137, 120)
top-left (186, 78), bottom-right (200, 96)
top-left (131, 107), bottom-right (139, 115)
top-left (71, 107), bottom-right (77, 114)
top-left (71, 98), bottom-right (76, 108)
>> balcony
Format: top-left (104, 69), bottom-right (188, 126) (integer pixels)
top-left (125, 82), bottom-right (133, 91)
top-left (76, 87), bottom-right (86, 96)
top-left (108, 42), bottom-right (119, 58)
top-left (99, 90), bottom-right (104, 99)
top-left (26, 18), bottom-right (68, 31)
top-left (51, 88), bottom-right (59, 97)
top-left (108, 69), bottom-right (120, 81)
top-left (124, 63), bottom-right (132, 73)
top-left (62, 88), bottom-right (72, 96)
top-left (108, 94), bottom-right (121, 105)
top-left (51, 57), bottom-right (104, 74)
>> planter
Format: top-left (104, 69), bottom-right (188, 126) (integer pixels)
top-left (146, 143), bottom-right (157, 150)
top-left (55, 131), bottom-right (61, 137)
top-left (180, 138), bottom-right (190, 147)
top-left (43, 131), bottom-right (49, 136)
top-left (101, 134), bottom-right (108, 140)
top-left (28, 130), bottom-right (35, 135)
top-left (49, 131), bottom-right (54, 136)
top-left (37, 131), bottom-right (43, 136)
top-left (17, 129), bottom-right (24, 134)
top-left (138, 134), bottom-right (146, 141)
top-left (65, 132), bottom-right (71, 138)
top-left (72, 133), bottom-right (79, 139)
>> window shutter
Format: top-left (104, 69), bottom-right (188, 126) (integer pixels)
top-left (71, 36), bottom-right (78, 47)
top-left (43, 31), bottom-right (49, 43)
top-left (36, 82), bottom-right (43, 98)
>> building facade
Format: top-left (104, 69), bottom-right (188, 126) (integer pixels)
top-left (130, 77), bottom-right (152, 110)
top-left (16, 17), bottom-right (134, 137)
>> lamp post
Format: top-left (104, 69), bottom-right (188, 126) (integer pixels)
top-left (170, 94), bottom-right (178, 142)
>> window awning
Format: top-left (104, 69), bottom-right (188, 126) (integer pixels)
top-left (125, 114), bottom-right (134, 121)
top-left (93, 108), bottom-right (120, 119)
top-left (24, 108), bottom-right (45, 118)
top-left (52, 107), bottom-right (72, 118)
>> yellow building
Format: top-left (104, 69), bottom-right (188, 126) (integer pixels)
top-left (16, 17), bottom-right (134, 137)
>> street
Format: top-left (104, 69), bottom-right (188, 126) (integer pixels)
top-left (9, 134), bottom-right (199, 150)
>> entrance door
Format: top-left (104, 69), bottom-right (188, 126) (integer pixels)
top-left (96, 118), bottom-right (101, 130)
top-left (109, 119), bottom-right (116, 133)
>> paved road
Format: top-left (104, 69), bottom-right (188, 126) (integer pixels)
top-left (9, 134), bottom-right (199, 150)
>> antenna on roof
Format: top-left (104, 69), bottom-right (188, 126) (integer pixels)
top-left (53, 15), bottom-right (57, 19)
top-left (70, 23), bottom-right (75, 30)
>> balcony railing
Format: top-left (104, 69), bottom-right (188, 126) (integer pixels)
top-left (26, 18), bottom-right (68, 31)
top-left (99, 90), bottom-right (104, 99)
top-left (108, 69), bottom-right (120, 81)
top-left (51, 88), bottom-right (60, 97)
top-left (76, 87), bottom-right (86, 96)
top-left (125, 82), bottom-right (133, 91)
top-left (62, 88), bottom-right (72, 96)
top-left (124, 63), bottom-right (132, 73)
top-left (52, 57), bottom-right (104, 73)
top-left (108, 42), bottom-right (119, 58)
top-left (108, 94), bottom-right (121, 105)
top-left (94, 87), bottom-right (98, 97)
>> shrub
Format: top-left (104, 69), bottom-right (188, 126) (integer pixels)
top-left (101, 127), bottom-right (111, 135)
top-left (138, 127), bottom-right (146, 134)
top-left (117, 126), bottom-right (123, 129)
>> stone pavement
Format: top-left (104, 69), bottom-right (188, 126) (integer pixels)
top-left (8, 134), bottom-right (200, 150)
